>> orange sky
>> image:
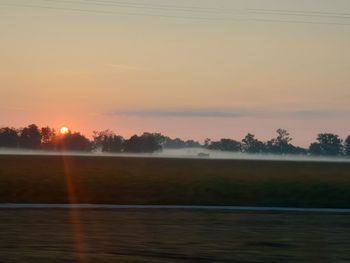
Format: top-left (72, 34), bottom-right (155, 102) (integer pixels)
top-left (1, 0), bottom-right (350, 146)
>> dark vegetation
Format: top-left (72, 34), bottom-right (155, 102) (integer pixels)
top-left (0, 124), bottom-right (349, 156)
top-left (1, 155), bottom-right (350, 207)
top-left (1, 209), bottom-right (349, 262)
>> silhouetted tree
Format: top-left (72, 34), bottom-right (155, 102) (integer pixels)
top-left (309, 133), bottom-right (343, 156)
top-left (162, 136), bottom-right (186, 149)
top-left (2, 123), bottom-right (350, 158)
top-left (345, 136), bottom-right (350, 156)
top-left (185, 140), bottom-right (201, 148)
top-left (19, 124), bottom-right (42, 149)
top-left (161, 135), bottom-right (202, 149)
top-left (241, 133), bottom-right (266, 153)
top-left (56, 132), bottom-right (92, 152)
top-left (124, 133), bottom-right (162, 153)
top-left (204, 138), bottom-right (211, 148)
top-left (309, 143), bottom-right (323, 156)
top-left (266, 129), bottom-right (302, 154)
top-left (0, 127), bottom-right (19, 148)
top-left (92, 130), bottom-right (124, 152)
top-left (207, 138), bottom-right (241, 152)
top-left (41, 126), bottom-right (56, 150)
top-left (291, 146), bottom-right (308, 155)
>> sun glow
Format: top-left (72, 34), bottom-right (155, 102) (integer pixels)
top-left (60, 126), bottom-right (69, 135)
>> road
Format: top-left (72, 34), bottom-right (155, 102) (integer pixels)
top-left (1, 203), bottom-right (350, 213)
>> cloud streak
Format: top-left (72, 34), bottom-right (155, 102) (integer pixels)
top-left (107, 108), bottom-right (350, 119)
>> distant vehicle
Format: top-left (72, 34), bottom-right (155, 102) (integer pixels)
top-left (197, 152), bottom-right (210, 158)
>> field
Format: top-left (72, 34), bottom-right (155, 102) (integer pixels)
top-left (0, 154), bottom-right (350, 207)
top-left (1, 209), bottom-right (350, 262)
top-left (1, 154), bottom-right (350, 262)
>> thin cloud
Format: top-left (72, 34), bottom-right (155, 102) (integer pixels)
top-left (109, 109), bottom-right (247, 118)
top-left (107, 108), bottom-right (350, 119)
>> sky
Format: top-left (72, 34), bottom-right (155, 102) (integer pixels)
top-left (1, 0), bottom-right (350, 146)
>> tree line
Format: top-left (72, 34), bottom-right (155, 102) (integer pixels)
top-left (205, 129), bottom-right (350, 157)
top-left (0, 124), bottom-right (349, 157)
top-left (0, 124), bottom-right (200, 153)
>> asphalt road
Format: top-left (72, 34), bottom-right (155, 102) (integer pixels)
top-left (1, 203), bottom-right (350, 213)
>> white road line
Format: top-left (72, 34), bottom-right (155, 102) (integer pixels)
top-left (1, 204), bottom-right (350, 213)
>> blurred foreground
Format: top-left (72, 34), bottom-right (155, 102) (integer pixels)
top-left (0, 209), bottom-right (349, 262)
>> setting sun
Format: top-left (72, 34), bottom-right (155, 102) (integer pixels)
top-left (60, 126), bottom-right (69, 135)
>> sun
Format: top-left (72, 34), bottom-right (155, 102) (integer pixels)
top-left (60, 126), bottom-right (69, 135)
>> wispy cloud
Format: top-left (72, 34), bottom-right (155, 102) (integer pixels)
top-left (107, 108), bottom-right (350, 119)
top-left (109, 109), bottom-right (248, 118)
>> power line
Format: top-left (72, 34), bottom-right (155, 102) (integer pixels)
top-left (1, 3), bottom-right (228, 21)
top-left (249, 10), bottom-right (350, 20)
top-left (250, 11), bottom-right (350, 20)
top-left (249, 18), bottom-right (350, 26)
top-left (83, 0), bottom-right (229, 12)
top-left (248, 8), bottom-right (350, 17)
top-left (79, 0), bottom-right (350, 20)
top-left (2, 2), bottom-right (350, 26)
top-left (41, 0), bottom-right (350, 19)
top-left (39, 0), bottom-right (233, 15)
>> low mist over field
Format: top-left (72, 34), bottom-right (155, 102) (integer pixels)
top-left (159, 148), bottom-right (350, 163)
top-left (1, 147), bottom-right (350, 163)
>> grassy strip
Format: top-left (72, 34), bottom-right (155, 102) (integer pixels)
top-left (0, 155), bottom-right (350, 207)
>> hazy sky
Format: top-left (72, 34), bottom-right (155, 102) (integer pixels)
top-left (1, 0), bottom-right (350, 146)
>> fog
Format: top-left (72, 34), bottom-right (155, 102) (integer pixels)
top-left (0, 148), bottom-right (349, 163)
top-left (156, 148), bottom-right (350, 163)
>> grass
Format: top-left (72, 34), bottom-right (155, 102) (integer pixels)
top-left (0, 209), bottom-right (350, 262)
top-left (0, 154), bottom-right (350, 207)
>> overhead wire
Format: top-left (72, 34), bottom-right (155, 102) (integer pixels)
top-left (248, 8), bottom-right (350, 18)
top-left (2, 0), bottom-right (350, 26)
top-left (0, 2), bottom-right (230, 21)
top-left (83, 0), bottom-right (230, 12)
top-left (40, 0), bottom-right (232, 14)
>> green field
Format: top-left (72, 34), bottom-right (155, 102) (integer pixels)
top-left (0, 209), bottom-right (349, 262)
top-left (0, 155), bottom-right (350, 207)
